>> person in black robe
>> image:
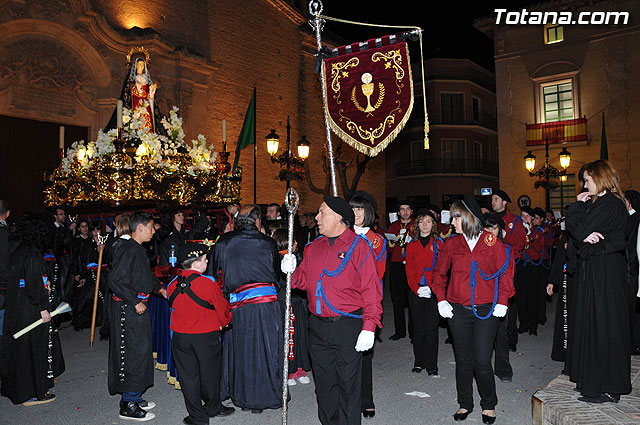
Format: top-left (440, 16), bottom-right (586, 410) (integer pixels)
top-left (207, 204), bottom-right (284, 413)
top-left (546, 233), bottom-right (572, 364)
top-left (624, 190), bottom-right (640, 354)
top-left (50, 207), bottom-right (75, 304)
top-left (157, 208), bottom-right (208, 266)
top-left (108, 212), bottom-right (165, 421)
top-left (565, 160), bottom-right (631, 403)
top-left (1, 214), bottom-right (64, 405)
top-left (0, 200), bottom-right (10, 348)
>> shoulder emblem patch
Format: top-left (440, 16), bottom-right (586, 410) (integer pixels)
top-left (508, 222), bottom-right (514, 229)
top-left (484, 233), bottom-right (497, 247)
top-left (372, 237), bottom-right (381, 250)
top-left (337, 251), bottom-right (346, 260)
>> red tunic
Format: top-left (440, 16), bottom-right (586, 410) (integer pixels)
top-left (523, 226), bottom-right (545, 263)
top-left (502, 210), bottom-right (527, 261)
top-left (431, 231), bottom-right (515, 306)
top-left (542, 223), bottom-right (557, 260)
top-left (405, 236), bottom-right (444, 295)
top-left (361, 229), bottom-right (386, 279)
top-left (292, 228), bottom-right (383, 332)
top-left (168, 269), bottom-right (232, 334)
top-left (387, 219), bottom-right (415, 262)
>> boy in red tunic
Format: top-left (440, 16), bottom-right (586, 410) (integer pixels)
top-left (168, 243), bottom-right (234, 425)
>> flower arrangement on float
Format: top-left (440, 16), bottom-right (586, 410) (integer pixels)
top-left (44, 104), bottom-right (240, 207)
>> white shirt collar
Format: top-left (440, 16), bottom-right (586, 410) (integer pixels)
top-left (464, 233), bottom-right (481, 251)
top-left (354, 225), bottom-right (369, 235)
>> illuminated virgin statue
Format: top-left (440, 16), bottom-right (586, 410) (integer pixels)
top-left (106, 47), bottom-right (166, 135)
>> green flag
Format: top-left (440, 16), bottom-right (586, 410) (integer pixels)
top-left (600, 112), bottom-right (608, 160)
top-left (232, 90), bottom-right (256, 173)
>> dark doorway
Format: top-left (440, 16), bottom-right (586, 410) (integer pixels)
top-left (0, 115), bottom-right (88, 221)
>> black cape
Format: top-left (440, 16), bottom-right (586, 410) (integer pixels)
top-left (1, 244), bottom-right (64, 404)
top-left (565, 192), bottom-right (631, 396)
top-left (107, 238), bottom-right (161, 395)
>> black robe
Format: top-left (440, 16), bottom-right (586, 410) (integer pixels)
top-left (548, 234), bottom-right (572, 363)
top-left (71, 238), bottom-right (105, 330)
top-left (107, 238), bottom-right (161, 395)
top-left (1, 244), bottom-right (64, 404)
top-left (209, 225), bottom-right (284, 409)
top-left (565, 192), bottom-right (631, 397)
top-left (157, 212), bottom-right (209, 266)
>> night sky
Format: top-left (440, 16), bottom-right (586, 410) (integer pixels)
top-left (315, 1), bottom-right (538, 71)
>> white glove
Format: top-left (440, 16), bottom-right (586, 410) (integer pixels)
top-left (281, 253), bottom-right (297, 274)
top-left (417, 286), bottom-right (432, 298)
top-left (437, 300), bottom-right (453, 318)
top-left (354, 330), bottom-right (375, 352)
top-left (492, 304), bottom-right (508, 318)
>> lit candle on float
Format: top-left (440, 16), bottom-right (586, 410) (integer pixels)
top-left (117, 100), bottom-right (123, 128)
top-left (59, 126), bottom-right (65, 149)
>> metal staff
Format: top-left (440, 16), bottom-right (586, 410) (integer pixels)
top-left (309, 0), bottom-right (338, 197)
top-left (90, 233), bottom-right (108, 345)
top-left (281, 188), bottom-right (299, 425)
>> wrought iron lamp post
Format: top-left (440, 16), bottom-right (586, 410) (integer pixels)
top-left (266, 116), bottom-right (310, 189)
top-left (523, 136), bottom-right (571, 209)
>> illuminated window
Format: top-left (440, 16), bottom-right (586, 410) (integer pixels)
top-left (541, 81), bottom-right (574, 122)
top-left (550, 174), bottom-right (575, 212)
top-left (545, 24), bottom-right (564, 44)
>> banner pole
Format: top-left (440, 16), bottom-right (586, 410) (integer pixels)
top-left (309, 0), bottom-right (338, 197)
top-left (281, 188), bottom-right (299, 425)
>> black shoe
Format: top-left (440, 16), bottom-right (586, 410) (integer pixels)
top-left (137, 400), bottom-right (156, 411)
top-left (518, 327), bottom-right (528, 334)
top-left (539, 319), bottom-right (546, 326)
top-left (453, 408), bottom-right (472, 421)
top-left (241, 408), bottom-right (251, 412)
top-left (210, 405), bottom-right (235, 417)
top-left (251, 408), bottom-right (263, 414)
top-left (529, 329), bottom-right (537, 336)
top-left (497, 375), bottom-right (512, 382)
top-left (509, 344), bottom-right (517, 352)
top-left (411, 366), bottom-right (423, 373)
top-left (119, 401), bottom-right (155, 421)
top-left (389, 334), bottom-right (405, 341)
top-left (427, 370), bottom-right (438, 376)
top-left (183, 417), bottom-right (205, 425)
top-left (445, 336), bottom-right (452, 344)
top-left (482, 412), bottom-right (497, 424)
top-left (579, 393), bottom-right (619, 403)
top-left (22, 393), bottom-right (56, 406)
top-left (362, 409), bottom-right (375, 418)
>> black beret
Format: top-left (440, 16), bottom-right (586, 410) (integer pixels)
top-left (350, 190), bottom-right (378, 212)
top-left (533, 207), bottom-right (546, 219)
top-left (483, 213), bottom-right (505, 229)
top-left (425, 204), bottom-right (441, 215)
top-left (178, 242), bottom-right (210, 263)
top-left (461, 194), bottom-right (485, 226)
top-left (520, 206), bottom-right (535, 217)
top-left (323, 195), bottom-right (355, 225)
top-left (415, 208), bottom-right (437, 223)
top-left (492, 189), bottom-right (511, 203)
top-left (397, 199), bottom-right (413, 210)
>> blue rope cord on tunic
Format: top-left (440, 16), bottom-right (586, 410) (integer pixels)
top-left (418, 237), bottom-right (440, 287)
top-left (523, 227), bottom-right (546, 267)
top-left (469, 245), bottom-right (512, 320)
top-left (315, 234), bottom-right (370, 319)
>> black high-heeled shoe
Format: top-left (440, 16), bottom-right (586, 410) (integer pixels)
top-left (362, 409), bottom-right (375, 418)
top-left (482, 411), bottom-right (496, 424)
top-left (411, 366), bottom-right (423, 373)
top-left (453, 409), bottom-right (472, 421)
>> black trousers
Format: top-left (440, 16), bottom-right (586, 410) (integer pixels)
top-left (407, 292), bottom-right (439, 371)
top-left (516, 263), bottom-right (543, 332)
top-left (361, 349), bottom-right (374, 411)
top-left (448, 303), bottom-right (499, 411)
top-left (309, 314), bottom-right (363, 425)
top-left (172, 331), bottom-right (224, 424)
top-left (389, 262), bottom-right (410, 336)
top-left (493, 314), bottom-right (512, 379)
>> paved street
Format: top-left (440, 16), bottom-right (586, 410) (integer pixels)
top-left (1, 288), bottom-right (562, 425)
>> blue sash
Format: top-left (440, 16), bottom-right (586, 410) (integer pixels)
top-left (229, 286), bottom-right (277, 304)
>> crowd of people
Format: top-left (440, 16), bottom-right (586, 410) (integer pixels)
top-left (1, 159), bottom-right (639, 424)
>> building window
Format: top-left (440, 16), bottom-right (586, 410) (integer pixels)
top-left (541, 81), bottom-right (574, 122)
top-left (442, 138), bottom-right (466, 173)
top-left (549, 174), bottom-right (576, 212)
top-left (544, 24), bottom-right (564, 44)
top-left (440, 93), bottom-right (464, 124)
top-left (473, 141), bottom-right (483, 167)
top-left (472, 96), bottom-right (481, 122)
top-left (410, 140), bottom-right (426, 167)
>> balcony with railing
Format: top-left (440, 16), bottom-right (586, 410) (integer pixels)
top-left (394, 157), bottom-right (499, 178)
top-left (409, 105), bottom-right (497, 131)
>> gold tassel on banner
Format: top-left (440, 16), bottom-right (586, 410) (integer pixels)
top-left (418, 30), bottom-right (430, 150)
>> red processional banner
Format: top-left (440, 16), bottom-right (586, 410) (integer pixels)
top-left (323, 40), bottom-right (414, 157)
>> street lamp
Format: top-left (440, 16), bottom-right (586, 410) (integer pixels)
top-left (266, 116), bottom-right (310, 189)
top-left (523, 136), bottom-right (571, 209)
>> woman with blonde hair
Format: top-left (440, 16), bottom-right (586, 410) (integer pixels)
top-left (565, 159), bottom-right (631, 403)
top-left (431, 195), bottom-right (515, 424)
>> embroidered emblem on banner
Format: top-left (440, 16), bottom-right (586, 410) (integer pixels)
top-left (484, 233), bottom-right (496, 247)
top-left (337, 251), bottom-right (346, 260)
top-left (323, 42), bottom-right (414, 157)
